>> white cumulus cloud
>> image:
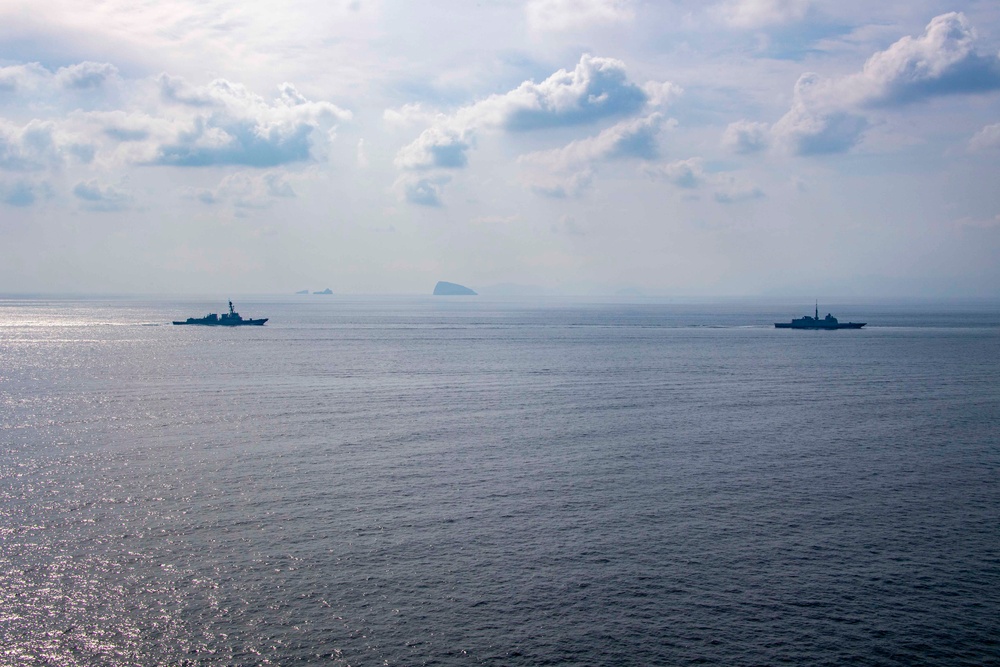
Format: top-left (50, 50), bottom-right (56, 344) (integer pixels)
top-left (394, 126), bottom-right (473, 170)
top-left (56, 62), bottom-right (121, 90)
top-left (771, 73), bottom-right (869, 155)
top-left (518, 114), bottom-right (668, 197)
top-left (153, 76), bottom-right (352, 167)
top-left (767, 13), bottom-right (1000, 156)
top-left (851, 12), bottom-right (1000, 107)
top-left (392, 54), bottom-right (677, 204)
top-left (0, 119), bottom-right (71, 171)
top-left (395, 54), bottom-right (663, 171)
top-left (520, 113), bottom-right (668, 172)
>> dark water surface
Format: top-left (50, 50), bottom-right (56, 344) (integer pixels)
top-left (2, 297), bottom-right (999, 665)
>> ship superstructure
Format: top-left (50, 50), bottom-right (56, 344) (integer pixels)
top-left (173, 301), bottom-right (268, 326)
top-left (775, 303), bottom-right (865, 329)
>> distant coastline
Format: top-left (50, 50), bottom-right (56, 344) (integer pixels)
top-left (433, 281), bottom-right (477, 296)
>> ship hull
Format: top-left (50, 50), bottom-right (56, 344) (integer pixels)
top-left (173, 301), bottom-right (267, 326)
top-left (775, 322), bottom-right (865, 329)
top-left (173, 318), bottom-right (268, 326)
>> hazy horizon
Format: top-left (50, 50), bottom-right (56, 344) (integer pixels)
top-left (4, 289), bottom-right (1000, 304)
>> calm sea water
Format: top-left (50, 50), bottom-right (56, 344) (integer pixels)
top-left (2, 296), bottom-right (999, 666)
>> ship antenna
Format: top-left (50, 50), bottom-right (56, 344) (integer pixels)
top-left (229, 300), bottom-right (235, 316)
top-left (815, 300), bottom-right (818, 320)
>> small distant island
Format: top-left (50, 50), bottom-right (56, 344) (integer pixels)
top-left (295, 290), bottom-right (309, 294)
top-left (313, 288), bottom-right (333, 295)
top-left (433, 281), bottom-right (477, 296)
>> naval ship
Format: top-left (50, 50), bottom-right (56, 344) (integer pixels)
top-left (173, 301), bottom-right (268, 326)
top-left (775, 303), bottom-right (865, 329)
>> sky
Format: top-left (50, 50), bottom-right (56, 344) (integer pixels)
top-left (1, 0), bottom-right (999, 297)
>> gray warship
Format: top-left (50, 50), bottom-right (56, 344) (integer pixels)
top-left (775, 303), bottom-right (865, 330)
top-left (173, 301), bottom-right (267, 326)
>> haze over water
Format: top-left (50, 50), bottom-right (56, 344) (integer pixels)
top-left (2, 296), bottom-right (999, 665)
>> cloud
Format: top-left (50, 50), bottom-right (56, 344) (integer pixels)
top-left (0, 120), bottom-right (63, 171)
top-left (68, 143), bottom-right (96, 163)
top-left (771, 74), bottom-right (869, 155)
top-left (158, 74), bottom-right (221, 108)
top-left (713, 0), bottom-right (811, 29)
top-left (72, 179), bottom-right (131, 211)
top-left (500, 54), bottom-right (649, 131)
top-left (0, 61), bottom-right (124, 114)
top-left (763, 13), bottom-right (1000, 156)
top-left (1, 63), bottom-right (353, 175)
top-left (56, 62), bottom-right (120, 90)
top-left (774, 107), bottom-right (868, 155)
top-left (383, 103), bottom-right (440, 129)
top-left (398, 175), bottom-right (451, 207)
top-left (521, 113), bottom-right (667, 170)
top-left (722, 120), bottom-right (770, 154)
top-left (395, 55), bottom-right (671, 174)
top-left (152, 77), bottom-right (352, 167)
top-left (0, 63), bottom-right (49, 95)
top-left (602, 113), bottom-right (669, 160)
top-left (153, 117), bottom-right (315, 167)
top-left (94, 111), bottom-right (153, 142)
top-left (264, 172), bottom-right (295, 198)
top-left (643, 81), bottom-right (684, 109)
top-left (968, 123), bottom-right (1000, 152)
top-left (392, 55), bottom-right (677, 204)
top-left (518, 114), bottom-right (668, 197)
top-left (646, 158), bottom-right (764, 203)
top-left (394, 126), bottom-right (472, 170)
top-left (649, 158), bottom-right (706, 189)
top-left (852, 12), bottom-right (1000, 107)
top-left (526, 0), bottom-right (635, 32)
top-left (0, 179), bottom-right (49, 207)
top-left (188, 171), bottom-right (297, 209)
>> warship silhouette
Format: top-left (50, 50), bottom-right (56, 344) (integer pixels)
top-left (173, 301), bottom-right (267, 326)
top-left (775, 303), bottom-right (865, 330)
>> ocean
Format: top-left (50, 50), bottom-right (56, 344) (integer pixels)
top-left (2, 296), bottom-right (999, 666)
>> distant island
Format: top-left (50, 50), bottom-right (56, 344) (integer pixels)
top-left (433, 281), bottom-right (477, 296)
top-left (313, 288), bottom-right (333, 295)
top-left (295, 290), bottom-right (309, 294)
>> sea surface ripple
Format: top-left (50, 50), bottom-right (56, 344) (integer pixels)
top-left (2, 297), bottom-right (999, 666)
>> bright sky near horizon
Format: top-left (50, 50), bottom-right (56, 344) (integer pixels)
top-left (1, 0), bottom-right (999, 296)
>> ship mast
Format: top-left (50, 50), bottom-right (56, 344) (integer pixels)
top-left (815, 300), bottom-right (818, 320)
top-left (229, 300), bottom-right (235, 316)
